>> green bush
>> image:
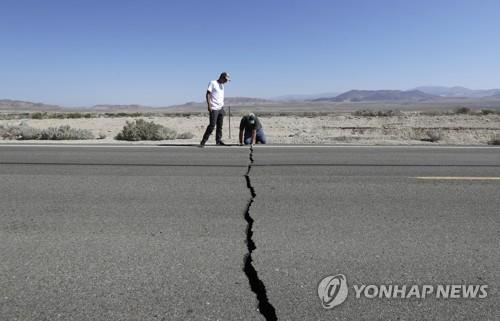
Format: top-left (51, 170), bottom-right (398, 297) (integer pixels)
top-left (115, 119), bottom-right (177, 141)
top-left (104, 112), bottom-right (144, 118)
top-left (455, 107), bottom-right (471, 114)
top-left (353, 110), bottom-right (401, 117)
top-left (54, 113), bottom-right (66, 119)
top-left (480, 109), bottom-right (500, 115)
top-left (30, 112), bottom-right (47, 119)
top-left (2, 112), bottom-right (30, 120)
top-left (66, 112), bottom-right (83, 119)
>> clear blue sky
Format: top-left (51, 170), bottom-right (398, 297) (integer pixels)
top-left (1, 0), bottom-right (499, 106)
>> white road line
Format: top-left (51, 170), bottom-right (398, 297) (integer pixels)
top-left (255, 145), bottom-right (499, 149)
top-left (414, 177), bottom-right (500, 180)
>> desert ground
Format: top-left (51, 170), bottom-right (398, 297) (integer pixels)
top-left (1, 112), bottom-right (499, 145)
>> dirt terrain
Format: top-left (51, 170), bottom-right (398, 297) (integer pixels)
top-left (1, 112), bottom-right (499, 145)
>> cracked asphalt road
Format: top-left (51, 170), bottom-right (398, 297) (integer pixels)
top-left (0, 145), bottom-right (499, 321)
top-left (243, 147), bottom-right (278, 321)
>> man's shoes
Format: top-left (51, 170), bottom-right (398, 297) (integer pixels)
top-left (198, 141), bottom-right (228, 147)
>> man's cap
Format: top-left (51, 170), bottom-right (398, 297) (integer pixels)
top-left (220, 72), bottom-right (231, 81)
top-left (248, 113), bottom-right (255, 124)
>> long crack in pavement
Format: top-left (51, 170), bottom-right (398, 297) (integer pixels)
top-left (243, 146), bottom-right (278, 321)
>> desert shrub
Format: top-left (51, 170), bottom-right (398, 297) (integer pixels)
top-left (30, 112), bottom-right (47, 119)
top-left (488, 135), bottom-right (500, 145)
top-left (0, 124), bottom-right (35, 139)
top-left (353, 110), bottom-right (373, 117)
top-left (53, 113), bottom-right (66, 119)
top-left (176, 131), bottom-right (194, 139)
top-left (115, 119), bottom-right (177, 141)
top-left (378, 110), bottom-right (401, 117)
top-left (0, 125), bottom-right (10, 139)
top-left (158, 126), bottom-right (178, 140)
top-left (1, 124), bottom-right (93, 140)
top-left (422, 130), bottom-right (442, 142)
top-left (65, 112), bottom-right (83, 119)
top-left (97, 132), bottom-right (107, 139)
top-left (41, 125), bottom-right (94, 140)
top-left (18, 126), bottom-right (43, 139)
top-left (303, 112), bottom-right (320, 118)
top-left (455, 107), bottom-right (471, 114)
top-left (419, 110), bottom-right (449, 116)
top-left (480, 109), bottom-right (500, 115)
top-left (1, 113), bottom-right (31, 120)
top-left (162, 112), bottom-right (202, 118)
top-left (353, 110), bottom-right (401, 117)
top-left (104, 112), bottom-right (144, 118)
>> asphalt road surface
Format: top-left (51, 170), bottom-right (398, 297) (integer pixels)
top-left (0, 145), bottom-right (499, 321)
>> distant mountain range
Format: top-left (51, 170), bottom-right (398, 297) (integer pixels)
top-left (91, 104), bottom-right (152, 111)
top-left (169, 97), bottom-right (278, 109)
top-left (0, 99), bottom-right (63, 111)
top-left (310, 90), bottom-right (437, 102)
top-left (414, 86), bottom-right (500, 98)
top-left (271, 92), bottom-right (340, 101)
top-left (296, 86), bottom-right (500, 102)
top-left (224, 97), bottom-right (277, 105)
top-left (2, 86), bottom-right (500, 111)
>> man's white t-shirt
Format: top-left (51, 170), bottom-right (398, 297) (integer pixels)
top-left (207, 80), bottom-right (224, 110)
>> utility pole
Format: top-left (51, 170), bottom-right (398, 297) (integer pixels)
top-left (228, 105), bottom-right (231, 139)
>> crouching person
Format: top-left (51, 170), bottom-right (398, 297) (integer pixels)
top-left (239, 113), bottom-right (267, 145)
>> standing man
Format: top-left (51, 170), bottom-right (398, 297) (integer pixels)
top-left (239, 112), bottom-right (267, 145)
top-left (200, 72), bottom-right (230, 147)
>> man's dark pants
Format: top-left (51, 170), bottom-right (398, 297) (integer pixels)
top-left (201, 108), bottom-right (224, 144)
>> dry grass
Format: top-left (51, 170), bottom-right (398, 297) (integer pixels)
top-left (1, 124), bottom-right (94, 140)
top-left (115, 119), bottom-right (178, 141)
